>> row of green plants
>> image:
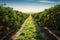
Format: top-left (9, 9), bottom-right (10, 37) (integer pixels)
top-left (32, 5), bottom-right (60, 32)
top-left (16, 16), bottom-right (43, 40)
top-left (0, 4), bottom-right (29, 32)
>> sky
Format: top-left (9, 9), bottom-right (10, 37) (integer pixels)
top-left (0, 0), bottom-right (60, 13)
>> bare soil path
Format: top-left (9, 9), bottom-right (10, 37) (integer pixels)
top-left (11, 17), bottom-right (29, 40)
top-left (34, 19), bottom-right (60, 40)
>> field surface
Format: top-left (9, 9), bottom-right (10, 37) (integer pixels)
top-left (16, 15), bottom-right (43, 40)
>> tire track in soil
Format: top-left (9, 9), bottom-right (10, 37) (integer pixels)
top-left (11, 16), bottom-right (29, 40)
top-left (33, 19), bottom-right (60, 40)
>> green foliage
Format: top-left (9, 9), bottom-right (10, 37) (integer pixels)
top-left (0, 4), bottom-right (29, 31)
top-left (32, 5), bottom-right (60, 31)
